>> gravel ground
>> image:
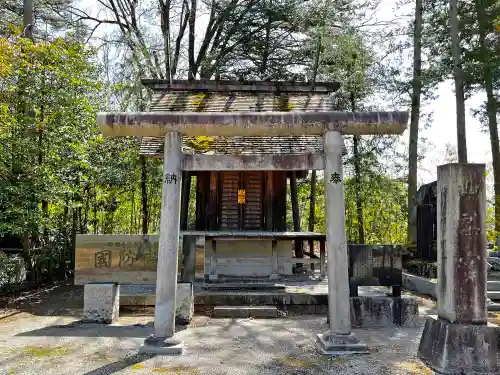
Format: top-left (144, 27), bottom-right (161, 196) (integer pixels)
top-left (0, 282), bottom-right (436, 375)
top-left (0, 314), bottom-right (434, 375)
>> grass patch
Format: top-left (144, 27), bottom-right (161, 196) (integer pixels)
top-left (277, 358), bottom-right (319, 368)
top-left (24, 345), bottom-right (69, 357)
top-left (395, 360), bottom-right (433, 374)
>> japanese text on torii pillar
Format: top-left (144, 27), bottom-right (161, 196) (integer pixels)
top-left (329, 172), bottom-right (342, 184)
top-left (164, 173), bottom-right (178, 184)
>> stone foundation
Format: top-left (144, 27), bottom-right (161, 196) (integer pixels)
top-left (120, 283), bottom-right (194, 323)
top-left (418, 316), bottom-right (500, 374)
top-left (325, 296), bottom-right (419, 328)
top-left (351, 296), bottom-right (419, 327)
top-left (83, 283), bottom-right (119, 323)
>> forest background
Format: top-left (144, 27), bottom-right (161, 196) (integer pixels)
top-left (1, 0), bottom-right (499, 285)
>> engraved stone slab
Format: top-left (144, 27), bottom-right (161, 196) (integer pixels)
top-left (437, 164), bottom-right (487, 324)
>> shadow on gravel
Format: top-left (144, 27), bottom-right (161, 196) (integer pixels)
top-left (82, 353), bottom-right (156, 375)
top-left (17, 320), bottom-right (189, 338)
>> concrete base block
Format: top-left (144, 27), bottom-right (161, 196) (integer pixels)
top-left (139, 335), bottom-right (183, 355)
top-left (83, 283), bottom-right (119, 323)
top-left (213, 306), bottom-right (277, 318)
top-left (316, 332), bottom-right (368, 355)
top-left (402, 272), bottom-right (437, 298)
top-left (120, 283), bottom-right (194, 324)
top-left (351, 296), bottom-right (419, 328)
top-left (418, 316), bottom-right (500, 374)
top-left (488, 281), bottom-right (500, 291)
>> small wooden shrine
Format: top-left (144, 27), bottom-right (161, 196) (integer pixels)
top-left (95, 78), bottom-right (408, 354)
top-left (139, 80), bottom-right (338, 278)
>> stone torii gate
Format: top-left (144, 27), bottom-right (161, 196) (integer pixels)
top-left (97, 79), bottom-right (408, 355)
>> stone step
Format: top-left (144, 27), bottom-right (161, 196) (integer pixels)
top-left (488, 281), bottom-right (500, 291)
top-left (488, 291), bottom-right (500, 301)
top-left (212, 306), bottom-right (278, 318)
top-left (202, 282), bottom-right (286, 290)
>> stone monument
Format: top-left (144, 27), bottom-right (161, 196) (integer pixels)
top-left (418, 163), bottom-right (500, 374)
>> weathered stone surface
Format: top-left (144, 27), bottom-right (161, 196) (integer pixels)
top-left (324, 131), bottom-right (351, 336)
top-left (316, 332), bottom-right (368, 355)
top-left (350, 296), bottom-right (419, 328)
top-left (97, 111), bottom-right (409, 137)
top-left (120, 283), bottom-right (193, 323)
top-left (402, 272), bottom-right (437, 298)
top-left (183, 153), bottom-right (325, 171)
top-left (155, 132), bottom-right (183, 338)
top-left (489, 257), bottom-right (500, 271)
top-left (83, 283), bottom-right (119, 323)
top-left (204, 239), bottom-right (293, 278)
top-left (418, 316), bottom-right (500, 375)
top-left (175, 283), bottom-right (194, 324)
top-left (402, 273), bottom-right (500, 311)
top-left (437, 163), bottom-right (487, 325)
top-left (139, 335), bottom-right (183, 355)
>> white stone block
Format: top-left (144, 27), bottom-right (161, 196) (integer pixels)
top-left (175, 282), bottom-right (194, 323)
top-left (84, 283), bottom-right (119, 323)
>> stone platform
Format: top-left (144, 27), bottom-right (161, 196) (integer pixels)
top-left (120, 278), bottom-right (418, 328)
top-left (418, 316), bottom-right (500, 374)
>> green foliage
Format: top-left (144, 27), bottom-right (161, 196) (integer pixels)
top-left (0, 35), bottom-right (101, 282)
top-left (486, 204), bottom-right (498, 243)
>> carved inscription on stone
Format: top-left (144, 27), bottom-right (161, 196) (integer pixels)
top-left (95, 250), bottom-right (111, 268)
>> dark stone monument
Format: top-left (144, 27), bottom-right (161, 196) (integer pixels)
top-left (418, 164), bottom-right (500, 374)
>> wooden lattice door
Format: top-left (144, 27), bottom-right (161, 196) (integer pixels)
top-left (219, 171), bottom-right (263, 230)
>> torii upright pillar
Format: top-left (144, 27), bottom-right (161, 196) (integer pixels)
top-left (140, 131), bottom-right (184, 355)
top-left (316, 131), bottom-right (368, 354)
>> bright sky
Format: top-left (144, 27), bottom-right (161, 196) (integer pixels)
top-left (417, 84), bottom-right (491, 184)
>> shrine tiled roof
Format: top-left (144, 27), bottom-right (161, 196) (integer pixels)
top-left (139, 80), bottom-right (337, 157)
top-left (140, 135), bottom-right (324, 156)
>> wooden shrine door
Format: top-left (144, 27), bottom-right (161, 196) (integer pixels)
top-left (220, 171), bottom-right (263, 230)
top-left (195, 170), bottom-right (287, 231)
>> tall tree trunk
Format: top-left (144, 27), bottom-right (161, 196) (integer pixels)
top-left (23, 0), bottom-right (33, 39)
top-left (160, 0), bottom-right (172, 80)
top-left (290, 173), bottom-right (302, 259)
top-left (260, 1), bottom-right (272, 79)
top-left (449, 0), bottom-right (468, 162)
top-left (71, 206), bottom-right (77, 275)
top-left (188, 0), bottom-right (197, 79)
top-left (83, 187), bottom-right (89, 233)
top-left (408, 0), bottom-right (423, 246)
top-left (93, 186), bottom-right (98, 234)
top-left (476, 0), bottom-right (500, 232)
top-left (308, 170), bottom-right (316, 253)
top-left (140, 155), bottom-right (149, 234)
